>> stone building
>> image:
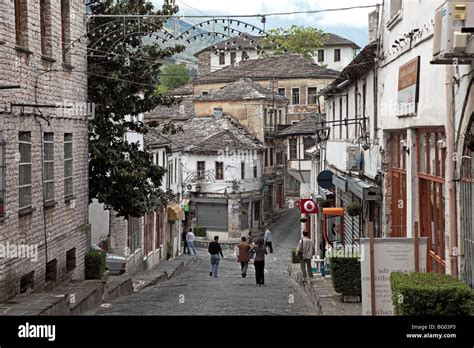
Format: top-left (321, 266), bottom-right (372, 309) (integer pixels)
top-left (0, 0), bottom-right (89, 301)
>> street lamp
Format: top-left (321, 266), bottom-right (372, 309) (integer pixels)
top-left (314, 126), bottom-right (331, 143)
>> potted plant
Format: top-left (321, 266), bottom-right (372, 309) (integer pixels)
top-left (0, 197), bottom-right (4, 216)
top-left (466, 133), bottom-right (474, 152)
top-left (346, 202), bottom-right (362, 217)
top-left (319, 199), bottom-right (334, 208)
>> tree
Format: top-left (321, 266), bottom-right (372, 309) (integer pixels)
top-left (88, 0), bottom-right (184, 218)
top-left (156, 63), bottom-right (190, 94)
top-left (262, 25), bottom-right (324, 60)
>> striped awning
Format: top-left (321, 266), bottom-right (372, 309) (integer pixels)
top-left (168, 203), bottom-right (185, 221)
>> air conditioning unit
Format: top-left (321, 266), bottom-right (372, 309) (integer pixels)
top-left (186, 183), bottom-right (201, 192)
top-left (433, 1), bottom-right (474, 63)
top-left (346, 146), bottom-right (362, 171)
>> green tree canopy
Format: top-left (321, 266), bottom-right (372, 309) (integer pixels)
top-left (262, 25), bottom-right (324, 60)
top-left (156, 63), bottom-right (190, 94)
top-left (88, 0), bottom-right (184, 218)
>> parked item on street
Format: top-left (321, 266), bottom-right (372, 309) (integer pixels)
top-left (237, 237), bottom-right (252, 278)
top-left (297, 231), bottom-right (315, 280)
top-left (252, 238), bottom-right (268, 286)
top-left (264, 228), bottom-right (273, 253)
top-left (91, 244), bottom-right (127, 276)
top-left (208, 236), bottom-right (224, 277)
top-left (186, 228), bottom-right (197, 255)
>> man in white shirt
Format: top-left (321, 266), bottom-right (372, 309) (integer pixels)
top-left (297, 231), bottom-right (315, 281)
top-left (186, 228), bottom-right (196, 255)
top-left (264, 228), bottom-right (273, 253)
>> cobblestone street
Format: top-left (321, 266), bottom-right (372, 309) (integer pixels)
top-left (93, 209), bottom-right (317, 316)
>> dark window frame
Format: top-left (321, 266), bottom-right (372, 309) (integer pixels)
top-left (215, 161), bottom-right (224, 180)
top-left (334, 48), bottom-right (341, 62)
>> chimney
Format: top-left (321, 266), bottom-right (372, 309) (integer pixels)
top-left (368, 5), bottom-right (380, 43)
top-left (213, 106), bottom-right (223, 118)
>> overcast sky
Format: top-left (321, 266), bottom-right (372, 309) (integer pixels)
top-left (152, 0), bottom-right (381, 47)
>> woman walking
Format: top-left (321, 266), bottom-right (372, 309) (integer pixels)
top-left (252, 238), bottom-right (268, 286)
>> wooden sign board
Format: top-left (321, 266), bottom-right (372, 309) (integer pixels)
top-left (397, 56), bottom-right (420, 116)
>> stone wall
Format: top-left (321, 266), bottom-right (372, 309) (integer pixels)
top-left (0, 0), bottom-right (88, 302)
top-left (197, 51), bottom-right (211, 76)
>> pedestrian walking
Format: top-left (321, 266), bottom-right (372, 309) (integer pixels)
top-left (181, 229), bottom-right (189, 254)
top-left (253, 238), bottom-right (268, 286)
top-left (208, 236), bottom-right (224, 277)
top-left (186, 228), bottom-right (196, 255)
top-left (264, 227), bottom-right (273, 253)
top-left (247, 231), bottom-right (254, 245)
top-left (237, 237), bottom-right (252, 278)
top-left (297, 231), bottom-right (315, 281)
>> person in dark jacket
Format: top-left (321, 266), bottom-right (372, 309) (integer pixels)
top-left (252, 238), bottom-right (268, 286)
top-left (208, 236), bottom-right (224, 277)
top-left (181, 229), bottom-right (189, 254)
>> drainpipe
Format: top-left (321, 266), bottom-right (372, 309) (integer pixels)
top-left (445, 65), bottom-right (458, 277)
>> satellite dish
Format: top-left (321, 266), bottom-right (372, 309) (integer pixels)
top-left (187, 184), bottom-right (192, 191)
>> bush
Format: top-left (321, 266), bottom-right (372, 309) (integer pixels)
top-left (291, 248), bottom-right (299, 264)
top-left (319, 199), bottom-right (334, 208)
top-left (345, 202), bottom-right (362, 216)
top-left (194, 226), bottom-right (206, 237)
top-left (391, 272), bottom-right (474, 316)
top-left (329, 257), bottom-right (361, 297)
top-left (85, 250), bottom-right (106, 279)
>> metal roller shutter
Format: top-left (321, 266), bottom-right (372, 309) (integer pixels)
top-left (343, 193), bottom-right (360, 246)
top-left (196, 203), bottom-right (228, 231)
top-left (240, 203), bottom-right (249, 230)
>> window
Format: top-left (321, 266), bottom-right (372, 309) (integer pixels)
top-left (230, 52), bottom-right (236, 64)
top-left (317, 50), bottom-right (324, 62)
top-left (20, 271), bottom-right (34, 294)
top-left (197, 161), bottom-right (205, 179)
top-left (278, 88), bottom-right (286, 97)
top-left (291, 88), bottom-right (300, 105)
top-left (241, 162), bottom-right (245, 180)
top-left (45, 259), bottom-right (57, 282)
top-left (14, 0), bottom-right (28, 47)
top-left (263, 109), bottom-right (267, 126)
top-left (270, 148), bottom-right (274, 166)
top-left (19, 132), bottom-right (32, 210)
top-left (276, 152), bottom-right (283, 165)
top-left (334, 49), bottom-right (341, 62)
top-left (278, 110), bottom-right (282, 125)
top-left (219, 52), bottom-right (225, 65)
top-left (66, 248), bottom-right (76, 272)
top-left (201, 91), bottom-right (209, 96)
top-left (304, 137), bottom-right (314, 160)
top-left (241, 51), bottom-right (249, 60)
top-left (390, 0), bottom-right (402, 19)
top-left (162, 152), bottom-right (166, 167)
top-left (61, 0), bottom-right (71, 64)
top-left (40, 0), bottom-right (52, 56)
top-left (64, 134), bottom-right (73, 198)
top-left (339, 98), bottom-right (343, 139)
top-left (43, 133), bottom-right (54, 203)
top-left (269, 110), bottom-right (273, 127)
top-left (0, 133), bottom-right (5, 217)
top-left (289, 138), bottom-right (297, 160)
top-left (215, 162), bottom-right (224, 180)
top-left (127, 216), bottom-right (141, 253)
top-left (265, 149), bottom-right (268, 167)
top-left (308, 87), bottom-right (317, 105)
top-left (253, 165), bottom-right (257, 178)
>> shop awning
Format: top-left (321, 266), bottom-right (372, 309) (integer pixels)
top-left (348, 178), bottom-right (382, 201)
top-left (168, 203), bottom-right (185, 221)
top-left (322, 207), bottom-right (344, 216)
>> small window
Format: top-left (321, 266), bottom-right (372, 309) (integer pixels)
top-left (304, 137), bottom-right (314, 160)
top-left (390, 0), bottom-right (402, 19)
top-left (241, 51), bottom-right (249, 60)
top-left (253, 165), bottom-right (257, 178)
top-left (201, 91), bottom-right (209, 96)
top-left (61, 0), bottom-right (71, 64)
top-left (263, 109), bottom-right (267, 126)
top-left (64, 134), bottom-right (73, 199)
top-left (197, 161), bottom-right (205, 179)
top-left (43, 133), bottom-right (55, 203)
top-left (45, 259), bottom-right (58, 282)
top-left (264, 149), bottom-right (268, 167)
top-left (289, 139), bottom-right (297, 160)
top-left (19, 132), bottom-right (32, 210)
top-left (219, 52), bottom-right (225, 65)
top-left (308, 87), bottom-right (318, 105)
top-left (40, 0), bottom-right (52, 56)
top-left (276, 152), bottom-right (283, 165)
top-left (334, 49), bottom-right (341, 62)
top-left (291, 88), bottom-right (300, 105)
top-left (14, 0), bottom-right (28, 47)
top-left (278, 110), bottom-right (282, 125)
top-left (230, 52), bottom-right (236, 64)
top-left (277, 88), bottom-right (286, 97)
top-left (66, 248), bottom-right (76, 272)
top-left (215, 162), bottom-right (224, 180)
top-left (270, 148), bottom-right (274, 167)
top-left (317, 50), bottom-right (324, 63)
top-left (20, 271), bottom-right (35, 293)
top-left (241, 162), bottom-right (245, 180)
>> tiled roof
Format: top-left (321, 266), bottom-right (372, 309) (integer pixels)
top-left (195, 54), bottom-right (340, 84)
top-left (144, 132), bottom-right (171, 147)
top-left (194, 32), bottom-right (359, 56)
top-left (195, 78), bottom-right (288, 103)
top-left (145, 116), bottom-right (264, 154)
top-left (279, 114), bottom-right (324, 136)
top-left (144, 96), bottom-right (194, 122)
top-left (166, 83), bottom-right (194, 96)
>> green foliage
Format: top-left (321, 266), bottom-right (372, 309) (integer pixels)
top-left (88, 0), bottom-right (184, 218)
top-left (262, 25), bottom-right (324, 60)
top-left (194, 226), bottom-right (206, 237)
top-left (391, 272), bottom-right (474, 316)
top-left (346, 202), bottom-right (362, 217)
top-left (156, 63), bottom-right (190, 94)
top-left (319, 199), bottom-right (334, 208)
top-left (85, 250), bottom-right (106, 279)
top-left (330, 257), bottom-right (361, 297)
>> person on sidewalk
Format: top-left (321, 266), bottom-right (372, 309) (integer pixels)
top-left (237, 237), bottom-right (252, 278)
top-left (208, 236), bottom-right (224, 277)
top-left (252, 238), bottom-right (268, 286)
top-left (297, 231), bottom-right (315, 281)
top-left (181, 229), bottom-right (189, 254)
top-left (264, 227), bottom-right (273, 253)
top-left (186, 228), bottom-right (196, 255)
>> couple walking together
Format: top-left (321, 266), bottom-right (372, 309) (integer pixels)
top-left (237, 237), bottom-right (267, 286)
